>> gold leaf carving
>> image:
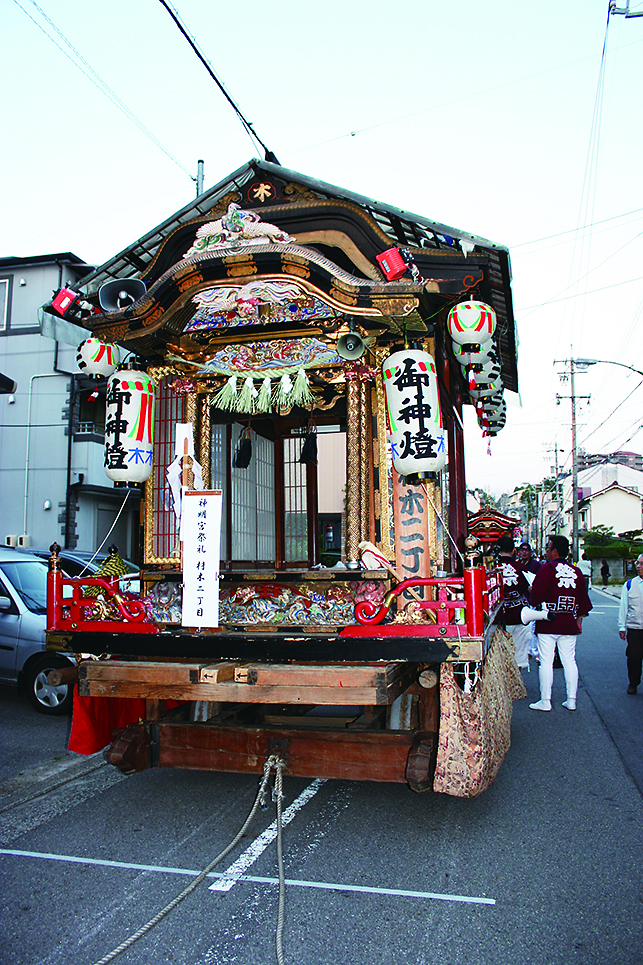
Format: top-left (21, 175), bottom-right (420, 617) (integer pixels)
top-left (141, 305), bottom-right (165, 327)
top-left (329, 286), bottom-right (358, 306)
top-left (176, 271), bottom-right (203, 292)
top-left (227, 264), bottom-right (257, 278)
top-left (283, 263), bottom-right (310, 279)
top-left (95, 322), bottom-right (130, 340)
top-left (283, 182), bottom-right (320, 202)
top-left (373, 297), bottom-right (419, 316)
top-left (281, 252), bottom-right (308, 266)
top-left (204, 191), bottom-right (241, 220)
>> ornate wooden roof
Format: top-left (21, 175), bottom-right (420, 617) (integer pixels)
top-left (468, 507), bottom-right (522, 542)
top-left (63, 159), bottom-right (518, 393)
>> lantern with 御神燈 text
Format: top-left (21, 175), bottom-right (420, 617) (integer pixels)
top-left (382, 349), bottom-right (447, 478)
top-left (104, 369), bottom-right (155, 486)
top-left (76, 338), bottom-right (120, 378)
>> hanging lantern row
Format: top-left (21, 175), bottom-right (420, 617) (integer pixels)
top-left (382, 348), bottom-right (447, 478)
top-left (446, 300), bottom-right (507, 437)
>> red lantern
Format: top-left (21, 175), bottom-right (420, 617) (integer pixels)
top-left (376, 248), bottom-right (407, 280)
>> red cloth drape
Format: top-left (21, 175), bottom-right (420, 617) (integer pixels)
top-left (68, 686), bottom-right (147, 754)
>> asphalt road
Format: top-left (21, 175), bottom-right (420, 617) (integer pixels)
top-left (1, 588), bottom-right (642, 965)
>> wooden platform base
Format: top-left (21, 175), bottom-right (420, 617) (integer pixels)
top-left (104, 719), bottom-right (432, 785)
top-left (79, 660), bottom-right (417, 706)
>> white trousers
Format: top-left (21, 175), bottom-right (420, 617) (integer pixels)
top-left (506, 624), bottom-right (533, 669)
top-left (537, 633), bottom-right (578, 701)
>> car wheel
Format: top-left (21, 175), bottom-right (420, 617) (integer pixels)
top-left (25, 656), bottom-right (74, 715)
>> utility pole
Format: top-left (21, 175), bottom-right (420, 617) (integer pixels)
top-left (196, 159), bottom-right (205, 197)
top-left (610, 1), bottom-right (643, 18)
top-left (555, 358), bottom-right (590, 562)
top-left (551, 443), bottom-right (563, 536)
top-left (570, 359), bottom-right (579, 562)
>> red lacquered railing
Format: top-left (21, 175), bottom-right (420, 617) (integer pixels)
top-left (47, 568), bottom-right (158, 634)
top-left (352, 566), bottom-right (503, 638)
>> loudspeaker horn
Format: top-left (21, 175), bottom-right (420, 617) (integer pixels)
top-left (337, 325), bottom-right (366, 361)
top-left (99, 278), bottom-right (147, 312)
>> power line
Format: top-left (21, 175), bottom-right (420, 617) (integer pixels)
top-left (517, 273), bottom-right (643, 313)
top-left (578, 378), bottom-right (643, 447)
top-left (284, 34), bottom-right (643, 159)
top-left (14, 0), bottom-right (193, 180)
top-left (157, 0), bottom-right (279, 164)
top-left (510, 206), bottom-right (643, 248)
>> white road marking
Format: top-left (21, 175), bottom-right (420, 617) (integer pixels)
top-left (210, 778), bottom-right (325, 892)
top-left (0, 848), bottom-right (495, 906)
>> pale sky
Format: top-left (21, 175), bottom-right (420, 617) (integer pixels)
top-left (3, 0), bottom-right (643, 496)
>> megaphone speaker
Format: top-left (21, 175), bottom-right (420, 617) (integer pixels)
top-left (337, 331), bottom-right (366, 361)
top-left (99, 278), bottom-right (147, 312)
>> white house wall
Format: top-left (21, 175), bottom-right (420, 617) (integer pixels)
top-left (0, 255), bottom-right (126, 553)
top-left (583, 488), bottom-right (643, 534)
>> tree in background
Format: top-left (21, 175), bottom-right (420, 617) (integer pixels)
top-left (583, 525), bottom-right (616, 545)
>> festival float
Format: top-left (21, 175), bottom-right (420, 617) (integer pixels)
top-left (43, 159), bottom-right (525, 797)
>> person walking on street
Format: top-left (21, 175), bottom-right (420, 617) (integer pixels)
top-left (516, 541), bottom-right (541, 661)
top-left (529, 535), bottom-right (593, 712)
top-left (601, 559), bottom-right (610, 587)
top-left (618, 554), bottom-right (643, 695)
top-left (578, 553), bottom-right (592, 589)
top-left (495, 534), bottom-right (532, 669)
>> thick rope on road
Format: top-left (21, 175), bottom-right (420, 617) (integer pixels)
top-left (92, 755), bottom-right (287, 965)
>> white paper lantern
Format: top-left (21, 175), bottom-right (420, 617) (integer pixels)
top-left (454, 341), bottom-right (499, 367)
top-left (482, 396), bottom-right (507, 419)
top-left (469, 374), bottom-right (503, 400)
top-left (470, 357), bottom-right (502, 383)
top-left (485, 412), bottom-right (507, 434)
top-left (447, 300), bottom-right (496, 346)
top-left (382, 349), bottom-right (447, 477)
top-left (76, 338), bottom-right (120, 378)
top-left (104, 370), bottom-right (155, 485)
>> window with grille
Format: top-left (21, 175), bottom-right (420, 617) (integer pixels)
top-left (229, 424), bottom-right (276, 564)
top-left (149, 379), bottom-right (184, 561)
top-left (283, 435), bottom-right (307, 564)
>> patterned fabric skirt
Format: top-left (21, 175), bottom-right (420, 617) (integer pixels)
top-left (433, 628), bottom-right (527, 797)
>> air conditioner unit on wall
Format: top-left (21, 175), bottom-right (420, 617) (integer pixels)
top-left (17, 535), bottom-right (30, 548)
top-left (5, 535), bottom-right (17, 547)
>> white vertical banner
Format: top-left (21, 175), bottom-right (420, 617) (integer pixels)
top-left (181, 490), bottom-right (223, 628)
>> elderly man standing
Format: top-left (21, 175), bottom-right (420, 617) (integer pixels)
top-left (618, 554), bottom-right (643, 695)
top-left (529, 535), bottom-right (593, 712)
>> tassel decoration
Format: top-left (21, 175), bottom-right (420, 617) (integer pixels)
top-left (274, 373), bottom-right (294, 408)
top-left (237, 376), bottom-right (258, 413)
top-left (292, 368), bottom-right (314, 407)
top-left (257, 376), bottom-right (272, 411)
top-left (212, 375), bottom-right (238, 411)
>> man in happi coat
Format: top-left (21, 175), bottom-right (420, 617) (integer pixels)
top-left (495, 534), bottom-right (532, 670)
top-left (529, 535), bottom-right (592, 712)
